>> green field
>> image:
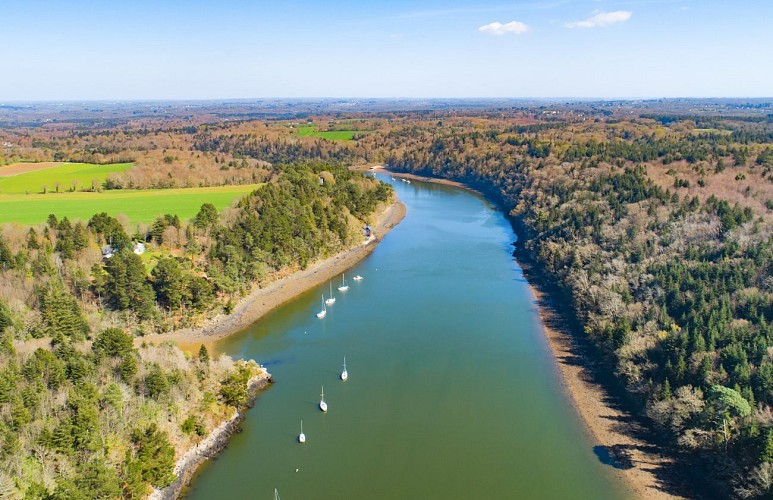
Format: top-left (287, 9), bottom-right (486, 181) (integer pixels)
top-left (0, 184), bottom-right (261, 225)
top-left (294, 124), bottom-right (372, 141)
top-left (0, 162), bottom-right (134, 194)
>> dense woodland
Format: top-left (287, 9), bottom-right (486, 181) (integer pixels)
top-left (0, 154), bottom-right (392, 497)
top-left (1, 101), bottom-right (772, 497)
top-left (379, 112), bottom-right (772, 497)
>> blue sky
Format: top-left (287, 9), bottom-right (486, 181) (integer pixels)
top-left (3, 0), bottom-right (772, 100)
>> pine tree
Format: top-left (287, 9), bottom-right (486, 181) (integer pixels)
top-left (198, 344), bottom-right (210, 365)
top-left (128, 424), bottom-right (176, 488)
top-left (37, 281), bottom-right (89, 341)
top-left (105, 251), bottom-right (155, 319)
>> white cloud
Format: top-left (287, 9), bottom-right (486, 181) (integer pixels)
top-left (565, 10), bottom-right (632, 28)
top-left (478, 21), bottom-right (531, 36)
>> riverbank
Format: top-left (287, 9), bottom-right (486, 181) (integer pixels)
top-left (140, 199), bottom-right (406, 350)
top-left (381, 168), bottom-right (685, 499)
top-left (148, 369), bottom-right (274, 500)
top-left (518, 259), bottom-right (688, 499)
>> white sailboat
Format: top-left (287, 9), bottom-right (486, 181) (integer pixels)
top-left (298, 420), bottom-right (306, 443)
top-left (353, 275), bottom-right (363, 281)
top-left (325, 283), bottom-right (336, 306)
top-left (341, 357), bottom-right (348, 381)
top-left (337, 273), bottom-right (349, 292)
top-left (316, 295), bottom-right (327, 319)
top-left (319, 386), bottom-right (327, 412)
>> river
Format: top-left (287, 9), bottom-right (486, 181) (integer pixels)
top-left (185, 176), bottom-right (624, 499)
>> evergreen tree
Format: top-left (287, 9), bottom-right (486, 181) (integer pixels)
top-left (193, 203), bottom-right (219, 228)
top-left (104, 250), bottom-right (155, 319)
top-left (128, 424), bottom-right (176, 488)
top-left (36, 281), bottom-right (89, 341)
top-left (151, 257), bottom-right (188, 310)
top-left (198, 344), bottom-right (210, 365)
top-left (92, 328), bottom-right (133, 359)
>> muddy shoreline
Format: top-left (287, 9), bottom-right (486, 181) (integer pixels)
top-left (138, 199), bottom-right (406, 350)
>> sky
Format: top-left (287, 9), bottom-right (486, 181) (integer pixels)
top-left (3, 0), bottom-right (772, 100)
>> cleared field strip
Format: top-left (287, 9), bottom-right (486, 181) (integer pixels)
top-left (0, 162), bottom-right (133, 194)
top-left (294, 125), bottom-right (372, 141)
top-left (0, 184), bottom-right (261, 225)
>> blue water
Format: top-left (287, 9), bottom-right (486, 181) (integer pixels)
top-left (186, 176), bottom-right (623, 499)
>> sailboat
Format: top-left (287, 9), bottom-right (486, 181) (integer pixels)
top-left (325, 283), bottom-right (336, 306)
top-left (316, 295), bottom-right (327, 319)
top-left (319, 386), bottom-right (328, 412)
top-left (337, 273), bottom-right (349, 292)
top-left (298, 420), bottom-right (306, 443)
top-left (341, 357), bottom-right (348, 381)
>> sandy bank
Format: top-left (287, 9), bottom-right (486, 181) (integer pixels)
top-left (523, 272), bottom-right (686, 499)
top-left (139, 199), bottom-right (406, 349)
top-left (148, 369), bottom-right (274, 500)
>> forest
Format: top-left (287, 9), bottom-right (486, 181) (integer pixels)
top-left (0, 138), bottom-right (393, 496)
top-left (1, 100), bottom-right (771, 497)
top-left (377, 110), bottom-right (772, 497)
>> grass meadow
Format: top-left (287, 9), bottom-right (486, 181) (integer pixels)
top-left (293, 124), bottom-right (372, 141)
top-left (0, 162), bottom-right (134, 194)
top-left (0, 184), bottom-right (261, 225)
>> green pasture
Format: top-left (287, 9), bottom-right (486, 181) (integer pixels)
top-left (0, 184), bottom-right (261, 225)
top-left (293, 124), bottom-right (372, 141)
top-left (0, 162), bottom-right (134, 194)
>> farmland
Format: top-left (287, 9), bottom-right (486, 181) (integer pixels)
top-left (0, 184), bottom-right (261, 225)
top-left (0, 162), bottom-right (134, 194)
top-left (293, 124), bottom-right (372, 141)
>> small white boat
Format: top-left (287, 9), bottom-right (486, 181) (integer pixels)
top-left (325, 283), bottom-right (336, 306)
top-left (337, 273), bottom-right (349, 292)
top-left (319, 386), bottom-right (328, 412)
top-left (353, 275), bottom-right (363, 281)
top-left (275, 488), bottom-right (280, 500)
top-left (341, 357), bottom-right (348, 381)
top-left (298, 420), bottom-right (306, 443)
top-left (405, 179), bottom-right (411, 184)
top-left (391, 177), bottom-right (396, 180)
top-left (316, 295), bottom-right (327, 319)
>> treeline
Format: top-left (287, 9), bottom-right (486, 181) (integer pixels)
top-left (384, 117), bottom-right (773, 497)
top-left (192, 130), bottom-right (364, 165)
top-left (0, 162), bottom-right (391, 337)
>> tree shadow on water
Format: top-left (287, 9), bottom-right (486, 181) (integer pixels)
top-left (593, 445), bottom-right (635, 470)
top-left (513, 252), bottom-right (721, 498)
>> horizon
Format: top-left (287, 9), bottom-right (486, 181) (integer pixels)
top-left (3, 96), bottom-right (772, 104)
top-left (5, 0), bottom-right (773, 100)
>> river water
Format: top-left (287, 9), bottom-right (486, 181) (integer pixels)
top-left (186, 176), bottom-right (623, 499)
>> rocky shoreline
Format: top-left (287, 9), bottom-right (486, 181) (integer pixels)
top-left (148, 370), bottom-right (274, 500)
